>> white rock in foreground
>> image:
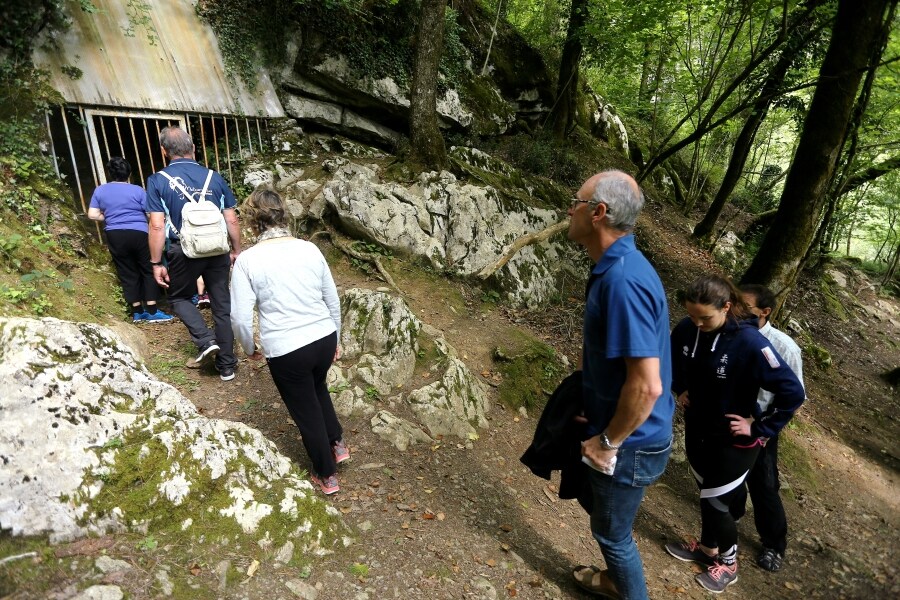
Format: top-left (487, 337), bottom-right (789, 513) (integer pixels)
top-left (0, 317), bottom-right (340, 550)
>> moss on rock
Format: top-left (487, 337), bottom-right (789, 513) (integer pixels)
top-left (493, 336), bottom-right (566, 410)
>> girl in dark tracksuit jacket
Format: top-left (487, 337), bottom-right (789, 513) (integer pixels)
top-left (665, 275), bottom-right (805, 594)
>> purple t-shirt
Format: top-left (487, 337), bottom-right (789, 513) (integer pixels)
top-left (89, 182), bottom-right (149, 232)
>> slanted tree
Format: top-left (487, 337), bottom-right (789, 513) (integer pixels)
top-left (814, 0), bottom-right (897, 262)
top-left (635, 0), bottom-right (826, 182)
top-left (692, 23), bottom-right (822, 242)
top-left (409, 0), bottom-right (449, 170)
top-left (741, 0), bottom-right (898, 312)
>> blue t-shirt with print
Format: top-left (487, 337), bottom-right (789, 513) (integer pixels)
top-left (582, 234), bottom-right (674, 448)
top-left (89, 182), bottom-right (148, 232)
top-left (144, 159), bottom-right (237, 242)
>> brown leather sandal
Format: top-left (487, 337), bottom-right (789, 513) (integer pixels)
top-left (572, 565), bottom-right (621, 599)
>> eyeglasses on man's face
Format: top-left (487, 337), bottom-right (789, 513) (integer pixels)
top-left (570, 198), bottom-right (612, 216)
top-left (570, 198), bottom-right (592, 209)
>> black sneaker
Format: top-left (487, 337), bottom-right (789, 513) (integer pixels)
top-left (219, 366), bottom-right (235, 382)
top-left (196, 342), bottom-right (220, 364)
top-left (757, 548), bottom-right (783, 572)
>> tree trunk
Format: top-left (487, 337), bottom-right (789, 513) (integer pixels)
top-left (547, 0), bottom-right (588, 140)
top-left (480, 0), bottom-right (504, 76)
top-left (812, 0), bottom-right (895, 263)
top-left (409, 0), bottom-right (449, 171)
top-left (741, 0), bottom-right (896, 313)
top-left (883, 240), bottom-right (900, 287)
top-left (664, 162), bottom-right (687, 208)
top-left (692, 36), bottom-right (802, 241)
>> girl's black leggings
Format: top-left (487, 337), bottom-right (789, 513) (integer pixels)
top-left (686, 425), bottom-right (761, 555)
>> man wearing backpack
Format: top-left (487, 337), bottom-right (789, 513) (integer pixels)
top-left (146, 126), bottom-right (242, 381)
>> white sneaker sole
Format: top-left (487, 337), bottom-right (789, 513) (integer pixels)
top-left (196, 344), bottom-right (220, 363)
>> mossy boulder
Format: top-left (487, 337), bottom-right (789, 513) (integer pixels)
top-left (322, 157), bottom-right (573, 307)
top-left (0, 317), bottom-right (342, 555)
top-left (340, 288), bottom-right (422, 396)
top-left (493, 339), bottom-right (568, 411)
top-left (805, 343), bottom-right (833, 370)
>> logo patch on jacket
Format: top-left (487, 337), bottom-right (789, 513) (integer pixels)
top-left (761, 346), bottom-right (781, 368)
top-left (716, 353), bottom-right (729, 379)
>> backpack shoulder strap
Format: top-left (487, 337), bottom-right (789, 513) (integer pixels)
top-left (156, 170), bottom-right (187, 237)
top-left (199, 169), bottom-right (215, 207)
top-left (159, 170), bottom-right (194, 202)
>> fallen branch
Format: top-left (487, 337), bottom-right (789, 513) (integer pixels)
top-left (478, 220), bottom-right (569, 280)
top-left (311, 230), bottom-right (400, 292)
top-left (0, 551), bottom-right (37, 566)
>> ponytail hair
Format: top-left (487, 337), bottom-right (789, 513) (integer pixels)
top-left (678, 274), bottom-right (752, 320)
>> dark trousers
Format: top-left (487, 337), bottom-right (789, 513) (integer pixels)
top-left (105, 229), bottom-right (157, 306)
top-left (730, 434), bottom-right (788, 554)
top-left (164, 242), bottom-right (236, 370)
top-left (686, 421), bottom-right (760, 554)
top-left (267, 332), bottom-right (342, 478)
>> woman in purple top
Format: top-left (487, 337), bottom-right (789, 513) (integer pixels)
top-left (88, 157), bottom-right (172, 322)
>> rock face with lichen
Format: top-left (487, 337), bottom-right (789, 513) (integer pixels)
top-left (318, 154), bottom-right (576, 307)
top-left (341, 288), bottom-right (422, 396)
top-left (326, 289), bottom-right (490, 451)
top-left (0, 317), bottom-right (342, 551)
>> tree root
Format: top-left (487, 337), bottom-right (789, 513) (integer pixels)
top-left (477, 220), bottom-right (569, 280)
top-left (311, 230), bottom-right (400, 292)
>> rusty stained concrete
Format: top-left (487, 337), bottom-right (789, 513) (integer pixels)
top-left (33, 0), bottom-right (285, 117)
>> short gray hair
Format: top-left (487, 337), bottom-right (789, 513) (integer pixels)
top-left (159, 126), bottom-right (194, 157)
top-left (591, 170), bottom-right (644, 231)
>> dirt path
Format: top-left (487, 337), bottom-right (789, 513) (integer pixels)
top-left (134, 239), bottom-right (898, 600)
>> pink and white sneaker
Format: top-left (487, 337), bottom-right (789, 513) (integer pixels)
top-left (310, 472), bottom-right (340, 495)
top-left (332, 439), bottom-right (351, 465)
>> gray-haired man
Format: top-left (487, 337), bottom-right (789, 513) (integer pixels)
top-left (145, 126), bottom-right (242, 381)
top-left (568, 170), bottom-right (674, 599)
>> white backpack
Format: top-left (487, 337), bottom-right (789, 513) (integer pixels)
top-left (159, 169), bottom-right (231, 259)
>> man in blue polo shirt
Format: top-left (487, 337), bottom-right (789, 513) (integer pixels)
top-left (569, 170), bottom-right (674, 600)
top-left (146, 126), bottom-right (242, 381)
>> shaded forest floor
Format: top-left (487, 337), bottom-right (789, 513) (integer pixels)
top-left (121, 192), bottom-right (899, 599)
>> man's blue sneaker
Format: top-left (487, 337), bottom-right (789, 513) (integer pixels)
top-left (144, 310), bottom-right (174, 323)
top-left (132, 312), bottom-right (148, 323)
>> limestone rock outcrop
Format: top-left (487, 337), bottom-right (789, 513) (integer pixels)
top-left (321, 157), bottom-right (573, 307)
top-left (0, 317), bottom-right (340, 551)
top-left (333, 289), bottom-right (489, 450)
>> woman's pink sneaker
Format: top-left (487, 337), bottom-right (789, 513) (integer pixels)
top-left (332, 439), bottom-right (351, 465)
top-left (310, 473), bottom-right (340, 495)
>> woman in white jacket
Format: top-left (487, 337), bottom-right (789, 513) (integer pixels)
top-left (230, 189), bottom-right (348, 495)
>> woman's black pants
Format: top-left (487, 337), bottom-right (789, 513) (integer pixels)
top-left (267, 332), bottom-right (342, 478)
top-left (105, 228), bottom-right (157, 305)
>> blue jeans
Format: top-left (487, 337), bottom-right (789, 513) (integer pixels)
top-left (589, 436), bottom-right (672, 600)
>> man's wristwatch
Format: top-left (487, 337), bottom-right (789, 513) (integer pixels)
top-left (150, 261), bottom-right (163, 267)
top-left (599, 431), bottom-right (621, 451)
